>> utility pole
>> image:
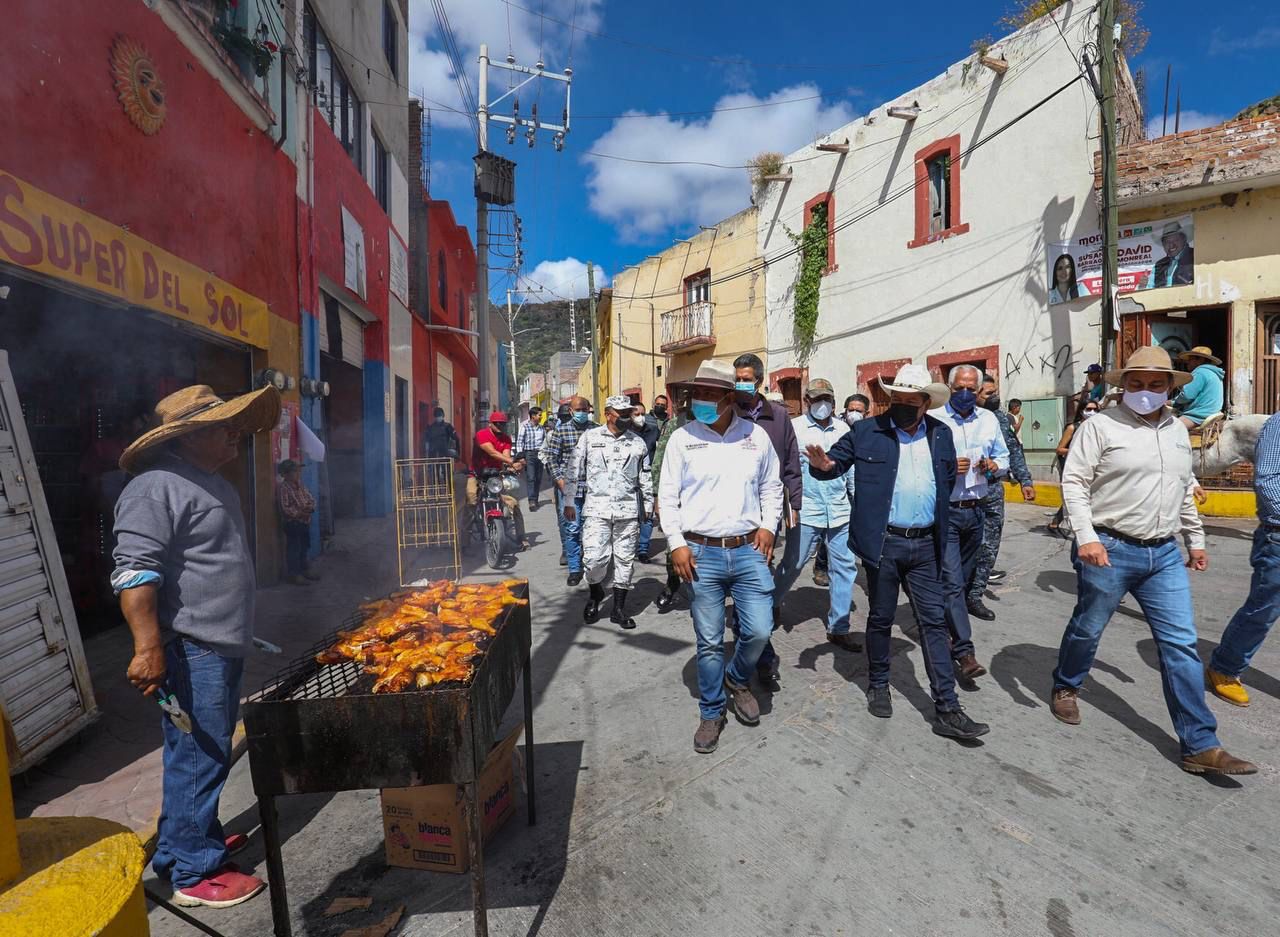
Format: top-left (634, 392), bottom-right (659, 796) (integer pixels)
top-left (587, 262), bottom-right (600, 414)
top-left (568, 299), bottom-right (576, 351)
top-left (1098, 0), bottom-right (1119, 373)
top-left (476, 44), bottom-right (491, 425)
top-left (505, 286), bottom-right (543, 398)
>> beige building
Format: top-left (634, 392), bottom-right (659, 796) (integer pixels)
top-left (609, 207), bottom-right (765, 402)
top-left (1110, 113), bottom-right (1280, 414)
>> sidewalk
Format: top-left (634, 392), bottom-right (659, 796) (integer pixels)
top-left (13, 515), bottom-right (405, 841)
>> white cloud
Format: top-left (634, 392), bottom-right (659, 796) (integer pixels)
top-left (1145, 109), bottom-right (1227, 140)
top-left (1208, 26), bottom-right (1280, 56)
top-left (582, 85), bottom-right (856, 239)
top-left (408, 0), bottom-right (601, 131)
top-left (518, 257), bottom-right (608, 299)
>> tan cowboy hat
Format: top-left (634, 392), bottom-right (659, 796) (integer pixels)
top-left (1177, 345), bottom-right (1222, 366)
top-left (120, 384), bottom-right (282, 474)
top-left (1104, 346), bottom-right (1193, 388)
top-left (671, 358), bottom-right (736, 391)
top-left (878, 363), bottom-right (950, 408)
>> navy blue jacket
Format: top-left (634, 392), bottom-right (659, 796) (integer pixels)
top-left (809, 413), bottom-right (957, 567)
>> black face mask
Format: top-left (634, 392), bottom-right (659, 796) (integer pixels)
top-left (889, 403), bottom-right (922, 429)
top-left (653, 405), bottom-right (668, 418)
top-left (983, 394), bottom-right (1001, 412)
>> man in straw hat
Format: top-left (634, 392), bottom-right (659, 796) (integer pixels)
top-left (805, 364), bottom-right (991, 740)
top-left (1171, 345), bottom-right (1225, 430)
top-left (658, 359), bottom-right (783, 753)
top-left (1052, 346), bottom-right (1256, 775)
top-left (112, 383), bottom-right (281, 907)
top-left (563, 395), bottom-right (653, 629)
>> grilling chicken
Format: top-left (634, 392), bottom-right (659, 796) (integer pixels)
top-left (317, 579), bottom-right (527, 692)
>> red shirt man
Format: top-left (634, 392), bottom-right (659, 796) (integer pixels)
top-left (472, 413), bottom-right (516, 473)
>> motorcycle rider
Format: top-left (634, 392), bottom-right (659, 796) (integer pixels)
top-left (564, 395), bottom-right (654, 629)
top-left (467, 411), bottom-right (529, 550)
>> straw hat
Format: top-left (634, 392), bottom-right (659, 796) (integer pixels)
top-left (878, 364), bottom-right (950, 408)
top-left (1104, 346), bottom-right (1193, 388)
top-left (120, 384), bottom-right (282, 474)
top-left (674, 358), bottom-right (735, 391)
top-left (1177, 345), bottom-right (1222, 366)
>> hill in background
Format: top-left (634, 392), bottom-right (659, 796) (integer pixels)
top-left (499, 297), bottom-right (593, 386)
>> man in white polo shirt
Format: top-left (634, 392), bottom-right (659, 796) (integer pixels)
top-left (659, 359), bottom-right (784, 754)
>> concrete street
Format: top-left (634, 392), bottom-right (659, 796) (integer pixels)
top-left (141, 500), bottom-right (1280, 937)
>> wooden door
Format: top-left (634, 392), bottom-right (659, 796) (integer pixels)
top-left (1259, 304), bottom-right (1280, 414)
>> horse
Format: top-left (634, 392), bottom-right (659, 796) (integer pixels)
top-left (1192, 413), bottom-right (1270, 480)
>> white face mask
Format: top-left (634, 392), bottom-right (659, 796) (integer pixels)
top-left (809, 400), bottom-right (834, 421)
top-left (632, 415), bottom-right (645, 427)
top-left (845, 410), bottom-right (865, 424)
top-left (1122, 388), bottom-right (1168, 415)
top-left (1082, 409), bottom-right (1097, 419)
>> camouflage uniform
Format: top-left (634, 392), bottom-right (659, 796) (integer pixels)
top-left (968, 408), bottom-right (1033, 602)
top-left (567, 425), bottom-right (653, 588)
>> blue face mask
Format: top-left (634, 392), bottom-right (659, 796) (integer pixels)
top-left (572, 410), bottom-right (590, 425)
top-left (734, 381), bottom-right (757, 395)
top-left (691, 400), bottom-right (722, 424)
top-left (950, 388), bottom-right (977, 413)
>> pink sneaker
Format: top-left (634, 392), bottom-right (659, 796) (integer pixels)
top-left (173, 866), bottom-right (266, 908)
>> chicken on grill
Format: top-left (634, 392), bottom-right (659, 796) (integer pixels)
top-left (316, 579), bottom-right (527, 692)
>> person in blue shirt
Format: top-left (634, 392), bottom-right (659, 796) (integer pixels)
top-left (1206, 412), bottom-right (1280, 707)
top-left (1172, 346), bottom-right (1225, 430)
top-left (806, 364), bottom-right (990, 740)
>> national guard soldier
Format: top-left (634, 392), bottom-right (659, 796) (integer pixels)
top-left (565, 395), bottom-right (654, 629)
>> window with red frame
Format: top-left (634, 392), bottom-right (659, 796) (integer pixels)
top-left (803, 193), bottom-right (836, 274)
top-left (909, 135), bottom-right (968, 249)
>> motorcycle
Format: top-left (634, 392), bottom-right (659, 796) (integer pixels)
top-left (463, 467), bottom-right (523, 569)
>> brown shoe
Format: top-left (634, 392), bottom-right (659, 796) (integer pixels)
top-left (827, 632), bottom-right (863, 652)
top-left (724, 677), bottom-right (760, 726)
top-left (1050, 687), bottom-right (1081, 725)
top-left (955, 654), bottom-right (987, 682)
top-left (693, 715), bottom-right (727, 753)
top-left (1181, 747), bottom-right (1258, 776)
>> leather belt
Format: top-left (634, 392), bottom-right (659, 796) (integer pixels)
top-left (886, 525), bottom-right (933, 539)
top-left (951, 499), bottom-right (982, 509)
top-left (684, 530), bottom-right (758, 549)
top-left (1095, 526), bottom-right (1174, 548)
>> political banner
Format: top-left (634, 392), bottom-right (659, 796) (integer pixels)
top-left (1046, 214), bottom-right (1195, 305)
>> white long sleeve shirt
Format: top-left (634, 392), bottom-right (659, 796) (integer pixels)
top-left (927, 403), bottom-right (1009, 501)
top-left (658, 415), bottom-right (783, 551)
top-left (1062, 404), bottom-right (1204, 549)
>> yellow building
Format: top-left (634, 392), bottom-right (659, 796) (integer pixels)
top-left (609, 207), bottom-right (765, 402)
top-left (576, 289), bottom-right (613, 409)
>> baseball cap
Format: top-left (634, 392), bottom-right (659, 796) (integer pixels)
top-left (605, 394), bottom-right (635, 412)
top-left (805, 378), bottom-right (835, 398)
top-left (1085, 364), bottom-right (1103, 374)
top-left (489, 410), bottom-right (509, 423)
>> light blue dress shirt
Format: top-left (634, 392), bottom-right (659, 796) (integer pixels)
top-left (794, 414), bottom-right (856, 528)
top-left (889, 423), bottom-right (936, 527)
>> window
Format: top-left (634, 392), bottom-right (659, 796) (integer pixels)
top-left (436, 250), bottom-right (447, 312)
top-left (382, 2), bottom-right (398, 78)
top-left (909, 135), bottom-right (968, 249)
top-left (373, 134), bottom-right (389, 212)
top-left (684, 270), bottom-right (710, 305)
top-left (305, 4), bottom-right (364, 172)
top-left (803, 193), bottom-right (836, 274)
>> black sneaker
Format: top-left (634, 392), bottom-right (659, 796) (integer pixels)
top-left (867, 685), bottom-right (892, 718)
top-left (988, 569), bottom-right (1006, 582)
top-left (637, 552), bottom-right (649, 564)
top-left (966, 599), bottom-right (996, 621)
top-left (932, 709), bottom-right (990, 740)
top-left (567, 571), bottom-right (584, 586)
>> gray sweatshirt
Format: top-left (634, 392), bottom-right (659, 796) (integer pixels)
top-left (112, 455), bottom-right (256, 657)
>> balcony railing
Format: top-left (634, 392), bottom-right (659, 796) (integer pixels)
top-left (660, 301), bottom-right (716, 354)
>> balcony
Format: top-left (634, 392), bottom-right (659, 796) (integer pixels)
top-left (660, 301), bottom-right (716, 354)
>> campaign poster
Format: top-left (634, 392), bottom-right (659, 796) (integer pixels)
top-left (1046, 214), bottom-right (1195, 305)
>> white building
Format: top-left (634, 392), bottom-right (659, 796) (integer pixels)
top-left (757, 5), bottom-right (1140, 462)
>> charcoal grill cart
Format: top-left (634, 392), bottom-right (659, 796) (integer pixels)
top-left (242, 583), bottom-right (535, 937)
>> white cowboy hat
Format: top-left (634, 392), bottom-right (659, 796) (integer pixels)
top-left (878, 364), bottom-right (950, 408)
top-left (120, 384), bottom-right (282, 474)
top-left (674, 358), bottom-right (736, 391)
top-left (1104, 346), bottom-right (1193, 388)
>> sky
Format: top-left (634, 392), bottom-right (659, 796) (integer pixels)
top-left (407, 0), bottom-right (1279, 303)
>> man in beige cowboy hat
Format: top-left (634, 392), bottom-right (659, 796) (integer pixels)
top-left (1051, 346), bottom-right (1256, 776)
top-left (1171, 345), bottom-right (1225, 430)
top-left (112, 383), bottom-right (281, 907)
top-left (1153, 221), bottom-right (1194, 287)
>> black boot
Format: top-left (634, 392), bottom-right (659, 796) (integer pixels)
top-left (610, 587), bottom-right (636, 630)
top-left (655, 574), bottom-right (681, 612)
top-left (583, 582), bottom-right (605, 623)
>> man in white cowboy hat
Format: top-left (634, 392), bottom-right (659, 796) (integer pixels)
top-left (1171, 345), bottom-right (1225, 430)
top-left (563, 394), bottom-right (653, 629)
top-left (1052, 346), bottom-right (1256, 776)
top-left (659, 359), bottom-right (783, 753)
top-left (1153, 221), bottom-right (1194, 287)
top-left (806, 364), bottom-right (990, 740)
top-left (112, 383), bottom-right (281, 907)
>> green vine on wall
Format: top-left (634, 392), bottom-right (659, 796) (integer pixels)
top-left (786, 200), bottom-right (827, 365)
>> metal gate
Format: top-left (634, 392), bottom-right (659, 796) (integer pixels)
top-left (0, 350), bottom-right (97, 772)
top-left (393, 458), bottom-right (461, 586)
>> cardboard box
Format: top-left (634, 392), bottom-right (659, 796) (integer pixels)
top-left (379, 726), bottom-right (522, 874)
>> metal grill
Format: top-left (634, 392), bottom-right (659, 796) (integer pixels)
top-left (394, 457), bottom-right (461, 585)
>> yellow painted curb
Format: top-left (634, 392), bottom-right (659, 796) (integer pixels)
top-left (1006, 482), bottom-right (1256, 518)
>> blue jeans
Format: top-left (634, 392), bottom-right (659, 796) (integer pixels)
top-left (1053, 535), bottom-right (1219, 756)
top-left (942, 504), bottom-right (981, 660)
top-left (1209, 526), bottom-right (1280, 677)
top-left (523, 452), bottom-right (543, 502)
top-left (689, 542), bottom-right (774, 720)
top-left (772, 523), bottom-right (858, 634)
top-left (559, 493), bottom-right (585, 572)
top-left (637, 518), bottom-right (654, 556)
top-left (865, 532), bottom-right (959, 711)
top-left (153, 639), bottom-right (245, 888)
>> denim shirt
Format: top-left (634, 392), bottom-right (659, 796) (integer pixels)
top-left (889, 423), bottom-right (937, 527)
top-left (794, 414), bottom-right (855, 528)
